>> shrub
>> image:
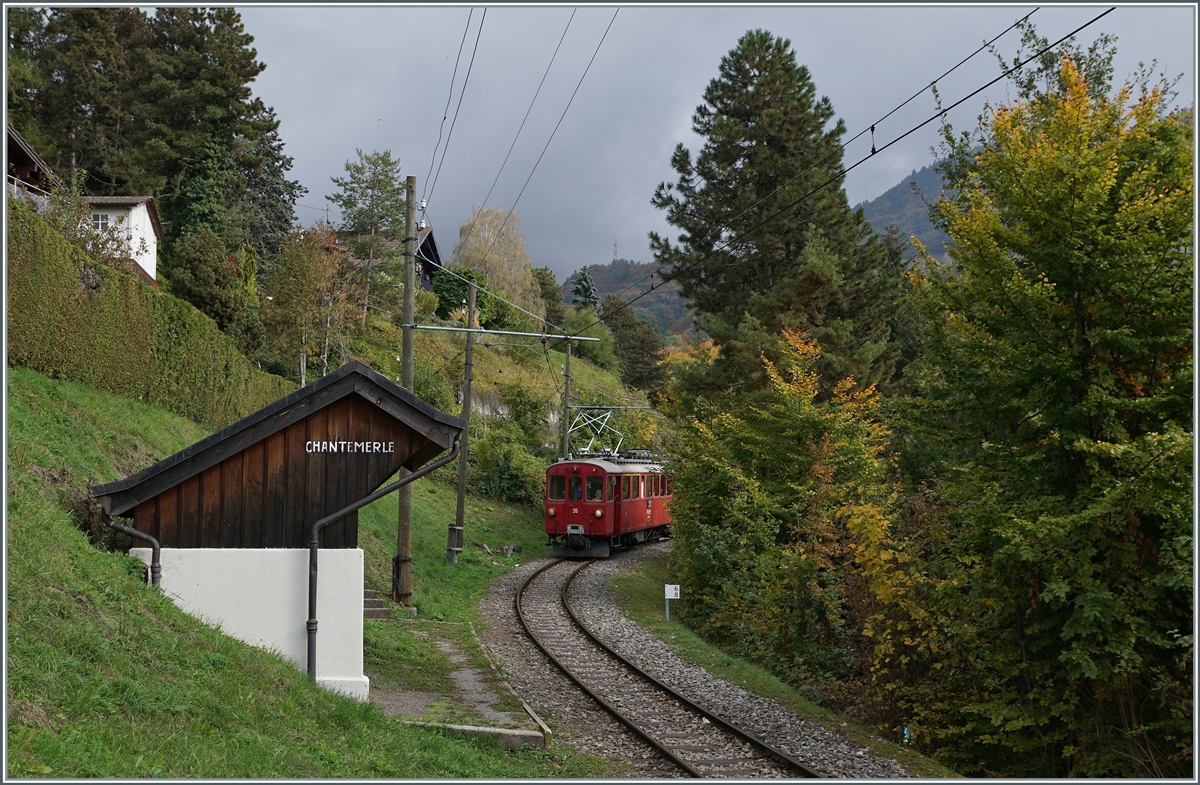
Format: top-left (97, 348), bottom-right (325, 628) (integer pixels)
top-left (7, 200), bottom-right (293, 430)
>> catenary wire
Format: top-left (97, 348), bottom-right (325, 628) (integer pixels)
top-left (563, 6), bottom-right (1116, 339)
top-left (427, 7), bottom-right (487, 208)
top-left (578, 6), bottom-right (1042, 315)
top-left (473, 7), bottom-right (620, 277)
top-left (481, 8), bottom-right (577, 209)
top-left (421, 7), bottom-right (475, 207)
top-left (446, 7), bottom-right (578, 277)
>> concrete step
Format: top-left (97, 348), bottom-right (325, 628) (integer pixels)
top-left (363, 581), bottom-right (392, 619)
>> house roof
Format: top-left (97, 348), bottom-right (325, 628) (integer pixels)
top-left (6, 124), bottom-right (61, 189)
top-left (81, 195), bottom-right (165, 242)
top-left (91, 360), bottom-right (464, 517)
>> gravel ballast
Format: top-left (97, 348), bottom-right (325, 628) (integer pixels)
top-left (475, 542), bottom-right (911, 778)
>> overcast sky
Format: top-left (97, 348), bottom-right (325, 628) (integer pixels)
top-left (238, 4), bottom-right (1195, 282)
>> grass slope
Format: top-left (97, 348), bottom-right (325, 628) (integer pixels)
top-left (4, 366), bottom-right (599, 778)
top-left (609, 550), bottom-right (962, 779)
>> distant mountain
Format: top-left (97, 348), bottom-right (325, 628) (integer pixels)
top-left (563, 259), bottom-right (692, 337)
top-left (855, 162), bottom-right (952, 259)
top-left (561, 166), bottom-right (953, 338)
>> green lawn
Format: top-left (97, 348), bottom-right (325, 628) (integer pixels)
top-left (4, 366), bottom-right (605, 778)
top-left (609, 549), bottom-right (962, 779)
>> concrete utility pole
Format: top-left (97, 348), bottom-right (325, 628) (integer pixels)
top-left (561, 343), bottom-right (571, 460)
top-left (448, 282), bottom-right (476, 565)
top-left (393, 175), bottom-right (417, 605)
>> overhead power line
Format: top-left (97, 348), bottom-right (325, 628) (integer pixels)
top-left (482, 7), bottom-right (577, 209)
top-left (567, 6), bottom-right (1116, 338)
top-left (427, 7), bottom-right (487, 209)
top-left (422, 7), bottom-right (475, 208)
top-left (587, 6), bottom-right (1042, 316)
top-left (475, 7), bottom-right (620, 274)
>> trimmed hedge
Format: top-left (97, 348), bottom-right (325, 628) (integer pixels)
top-left (6, 200), bottom-right (294, 430)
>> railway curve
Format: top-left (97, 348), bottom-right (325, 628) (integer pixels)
top-left (516, 558), bottom-right (818, 778)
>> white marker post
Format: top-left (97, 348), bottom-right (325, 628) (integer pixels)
top-left (665, 584), bottom-right (680, 621)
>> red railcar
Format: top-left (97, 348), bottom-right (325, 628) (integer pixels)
top-left (544, 450), bottom-right (672, 558)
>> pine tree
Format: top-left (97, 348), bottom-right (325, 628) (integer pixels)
top-left (600, 294), bottom-right (667, 396)
top-left (650, 29), bottom-right (898, 396)
top-left (326, 149), bottom-right (406, 324)
top-left (238, 106), bottom-right (307, 267)
top-left (531, 266), bottom-right (565, 328)
top-left (570, 268), bottom-right (599, 310)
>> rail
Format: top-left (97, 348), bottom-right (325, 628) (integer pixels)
top-left (516, 558), bottom-right (821, 777)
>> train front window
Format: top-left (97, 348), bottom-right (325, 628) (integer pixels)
top-left (608, 476), bottom-right (618, 500)
top-left (586, 476), bottom-right (604, 501)
top-left (569, 477), bottom-right (582, 501)
top-left (548, 475), bottom-right (566, 500)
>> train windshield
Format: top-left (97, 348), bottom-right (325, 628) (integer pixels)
top-left (586, 476), bottom-right (604, 501)
top-left (569, 477), bottom-right (582, 501)
top-left (548, 475), bottom-right (566, 500)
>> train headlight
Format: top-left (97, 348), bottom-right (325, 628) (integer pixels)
top-left (547, 507), bottom-right (556, 517)
top-left (594, 508), bottom-right (603, 518)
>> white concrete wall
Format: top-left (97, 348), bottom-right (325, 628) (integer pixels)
top-left (127, 204), bottom-right (157, 280)
top-left (129, 547), bottom-right (368, 701)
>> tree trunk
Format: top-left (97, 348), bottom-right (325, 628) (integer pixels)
top-left (299, 327), bottom-right (307, 387)
top-left (322, 304), bottom-right (332, 376)
top-left (361, 227), bottom-right (375, 326)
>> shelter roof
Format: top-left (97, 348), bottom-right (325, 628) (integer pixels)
top-left (91, 360), bottom-right (463, 517)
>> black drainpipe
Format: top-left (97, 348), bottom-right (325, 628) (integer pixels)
top-left (307, 436), bottom-right (461, 681)
top-left (106, 518), bottom-right (161, 588)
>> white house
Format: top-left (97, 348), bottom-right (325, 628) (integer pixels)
top-left (81, 195), bottom-right (164, 285)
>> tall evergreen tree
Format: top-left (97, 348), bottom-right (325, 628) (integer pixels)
top-left (238, 106), bottom-right (307, 267)
top-left (531, 266), bottom-right (565, 328)
top-left (600, 294), bottom-right (667, 396)
top-left (570, 267), bottom-right (599, 310)
top-left (326, 149), bottom-right (406, 324)
top-left (650, 29), bottom-right (897, 396)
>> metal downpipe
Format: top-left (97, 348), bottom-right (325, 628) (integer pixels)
top-left (306, 436), bottom-right (461, 680)
top-left (107, 518), bottom-right (161, 587)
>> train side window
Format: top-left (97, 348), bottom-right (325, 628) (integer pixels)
top-left (548, 475), bottom-right (566, 500)
top-left (569, 477), bottom-right (582, 501)
top-left (586, 476), bottom-right (604, 501)
top-left (608, 475), bottom-right (618, 501)
top-left (622, 476), bottom-right (630, 500)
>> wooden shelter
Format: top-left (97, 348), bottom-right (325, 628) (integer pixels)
top-left (92, 361), bottom-right (463, 549)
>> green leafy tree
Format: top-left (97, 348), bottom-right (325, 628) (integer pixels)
top-left (872, 55), bottom-right (1193, 776)
top-left (649, 29), bottom-right (898, 397)
top-left (561, 308), bottom-right (616, 371)
top-left (261, 225), bottom-right (358, 384)
top-left (167, 227), bottom-right (261, 355)
top-left (326, 149), bottom-right (406, 325)
top-left (451, 204), bottom-right (544, 320)
top-left (531, 266), bottom-right (565, 328)
top-left (600, 294), bottom-right (667, 397)
top-left (666, 330), bottom-right (893, 684)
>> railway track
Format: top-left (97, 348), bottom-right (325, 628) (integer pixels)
top-left (515, 558), bottom-right (820, 778)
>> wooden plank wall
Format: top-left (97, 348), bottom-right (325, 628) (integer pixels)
top-left (131, 396), bottom-right (423, 548)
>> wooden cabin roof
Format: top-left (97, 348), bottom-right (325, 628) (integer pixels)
top-left (92, 360), bottom-right (463, 520)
